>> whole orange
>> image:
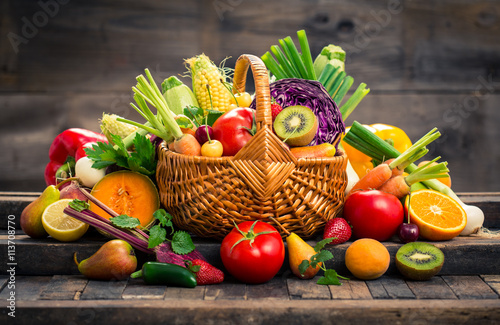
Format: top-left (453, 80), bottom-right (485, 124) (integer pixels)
top-left (344, 238), bottom-right (390, 280)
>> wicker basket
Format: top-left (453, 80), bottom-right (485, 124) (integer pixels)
top-left (156, 54), bottom-right (347, 240)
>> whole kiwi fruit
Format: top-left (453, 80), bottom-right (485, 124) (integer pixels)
top-left (273, 105), bottom-right (318, 147)
top-left (395, 242), bottom-right (444, 281)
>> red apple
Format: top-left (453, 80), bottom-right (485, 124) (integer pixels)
top-left (343, 190), bottom-right (404, 241)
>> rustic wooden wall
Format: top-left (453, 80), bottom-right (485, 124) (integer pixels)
top-left (1, 0), bottom-right (499, 192)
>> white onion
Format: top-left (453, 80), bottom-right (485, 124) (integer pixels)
top-left (460, 204), bottom-right (485, 236)
top-left (75, 156), bottom-right (106, 188)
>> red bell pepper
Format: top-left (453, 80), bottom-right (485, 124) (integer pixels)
top-left (44, 128), bottom-right (108, 186)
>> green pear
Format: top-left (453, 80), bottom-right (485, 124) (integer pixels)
top-left (74, 239), bottom-right (137, 280)
top-left (286, 232), bottom-right (321, 279)
top-left (20, 185), bottom-right (60, 238)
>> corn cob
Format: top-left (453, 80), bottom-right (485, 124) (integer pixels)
top-left (100, 113), bottom-right (139, 145)
top-left (185, 54), bottom-right (232, 112)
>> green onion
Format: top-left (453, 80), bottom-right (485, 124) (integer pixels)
top-left (318, 63), bottom-right (338, 85)
top-left (297, 29), bottom-right (316, 80)
top-left (270, 45), bottom-right (300, 78)
top-left (283, 36), bottom-right (309, 79)
top-left (326, 71), bottom-right (346, 97)
top-left (333, 76), bottom-right (354, 105)
top-left (261, 52), bottom-right (287, 80)
top-left (339, 83), bottom-right (370, 121)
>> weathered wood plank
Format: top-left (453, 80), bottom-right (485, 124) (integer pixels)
top-left (164, 285), bottom-right (206, 300)
top-left (80, 279), bottom-right (128, 300)
top-left (39, 275), bottom-right (88, 300)
top-left (204, 278), bottom-right (247, 300)
top-left (9, 299), bottom-right (500, 325)
top-left (365, 276), bottom-right (415, 299)
top-left (482, 275), bottom-right (500, 296)
top-left (329, 279), bottom-right (373, 300)
top-left (246, 276), bottom-right (289, 300)
top-left (442, 275), bottom-right (499, 299)
top-left (121, 278), bottom-right (165, 300)
top-left (287, 276), bottom-right (331, 300)
top-left (0, 275), bottom-right (51, 301)
top-left (406, 276), bottom-right (457, 299)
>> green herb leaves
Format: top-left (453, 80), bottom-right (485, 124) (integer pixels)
top-left (110, 215), bottom-right (141, 229)
top-left (85, 132), bottom-right (156, 176)
top-left (298, 238), bottom-right (348, 285)
top-left (147, 209), bottom-right (195, 255)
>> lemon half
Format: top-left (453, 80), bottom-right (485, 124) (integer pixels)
top-left (42, 199), bottom-right (89, 242)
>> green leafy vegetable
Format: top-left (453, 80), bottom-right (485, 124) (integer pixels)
top-left (110, 215), bottom-right (141, 229)
top-left (171, 231), bottom-right (195, 255)
top-left (298, 238), bottom-right (348, 285)
top-left (68, 199), bottom-right (90, 212)
top-left (148, 225), bottom-right (167, 249)
top-left (85, 132), bottom-right (156, 176)
top-left (147, 209), bottom-right (195, 255)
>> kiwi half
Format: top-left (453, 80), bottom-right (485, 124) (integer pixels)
top-left (395, 242), bottom-right (444, 281)
top-left (273, 105), bottom-right (318, 147)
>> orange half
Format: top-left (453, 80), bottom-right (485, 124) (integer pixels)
top-left (405, 189), bottom-right (466, 241)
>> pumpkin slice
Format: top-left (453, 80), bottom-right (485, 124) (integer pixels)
top-left (90, 171), bottom-right (159, 228)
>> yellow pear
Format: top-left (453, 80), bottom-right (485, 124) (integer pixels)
top-left (286, 232), bottom-right (321, 279)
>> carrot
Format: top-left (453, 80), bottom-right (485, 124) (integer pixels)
top-left (347, 129), bottom-right (440, 196)
top-left (347, 163), bottom-right (392, 196)
top-left (383, 158), bottom-right (404, 177)
top-left (378, 159), bottom-right (449, 199)
top-left (173, 133), bottom-right (201, 156)
top-left (377, 175), bottom-right (409, 198)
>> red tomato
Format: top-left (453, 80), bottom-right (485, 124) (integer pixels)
top-left (212, 107), bottom-right (255, 156)
top-left (343, 190), bottom-right (404, 241)
top-left (220, 221), bottom-right (285, 284)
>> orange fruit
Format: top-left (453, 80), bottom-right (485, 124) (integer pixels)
top-left (405, 189), bottom-right (466, 241)
top-left (417, 161), bottom-right (452, 187)
top-left (344, 238), bottom-right (390, 280)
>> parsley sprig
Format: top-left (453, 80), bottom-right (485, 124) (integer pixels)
top-left (85, 132), bottom-right (156, 176)
top-left (298, 238), bottom-right (349, 285)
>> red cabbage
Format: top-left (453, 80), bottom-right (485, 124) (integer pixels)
top-left (251, 78), bottom-right (345, 147)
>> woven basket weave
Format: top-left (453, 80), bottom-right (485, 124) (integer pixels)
top-left (156, 54), bottom-right (347, 240)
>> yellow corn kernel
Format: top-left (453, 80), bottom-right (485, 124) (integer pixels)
top-left (185, 54), bottom-right (232, 112)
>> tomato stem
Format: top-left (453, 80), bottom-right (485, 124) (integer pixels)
top-left (230, 220), bottom-right (277, 252)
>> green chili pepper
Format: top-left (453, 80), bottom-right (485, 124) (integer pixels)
top-left (130, 261), bottom-right (197, 288)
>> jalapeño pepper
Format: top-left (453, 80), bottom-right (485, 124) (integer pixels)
top-left (130, 261), bottom-right (197, 288)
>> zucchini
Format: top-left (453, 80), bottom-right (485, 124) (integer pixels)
top-left (161, 76), bottom-right (199, 115)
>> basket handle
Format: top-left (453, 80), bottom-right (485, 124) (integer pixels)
top-left (232, 54), bottom-right (273, 131)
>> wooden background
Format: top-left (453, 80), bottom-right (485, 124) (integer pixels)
top-left (1, 0), bottom-right (499, 192)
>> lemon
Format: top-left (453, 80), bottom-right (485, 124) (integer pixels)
top-left (42, 199), bottom-right (89, 242)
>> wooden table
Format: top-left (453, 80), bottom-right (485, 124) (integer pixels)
top-left (1, 192), bottom-right (499, 324)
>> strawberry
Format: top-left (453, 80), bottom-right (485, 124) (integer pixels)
top-left (271, 103), bottom-right (283, 122)
top-left (323, 218), bottom-right (351, 245)
top-left (188, 259), bottom-right (224, 285)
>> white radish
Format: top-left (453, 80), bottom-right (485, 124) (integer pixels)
top-left (75, 156), bottom-right (106, 188)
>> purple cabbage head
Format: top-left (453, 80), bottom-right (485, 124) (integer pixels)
top-left (251, 78), bottom-right (345, 147)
